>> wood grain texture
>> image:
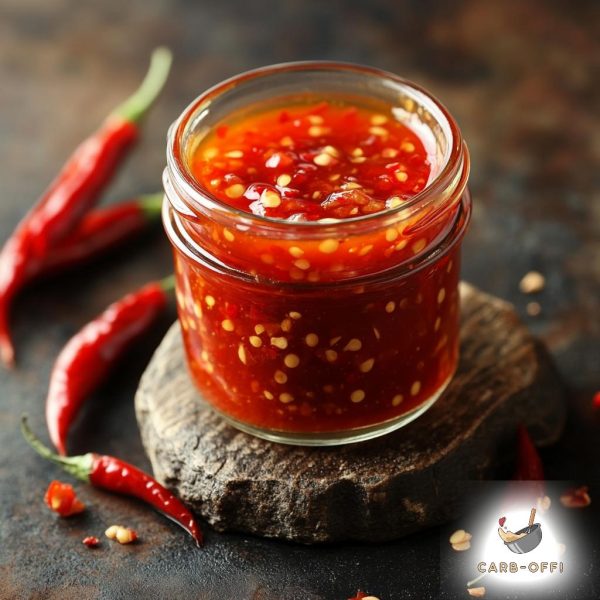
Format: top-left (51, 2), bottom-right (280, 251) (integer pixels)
top-left (135, 282), bottom-right (565, 543)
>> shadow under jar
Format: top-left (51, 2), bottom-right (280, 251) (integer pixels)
top-left (163, 62), bottom-right (471, 445)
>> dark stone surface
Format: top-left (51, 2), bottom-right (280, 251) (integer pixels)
top-left (0, 0), bottom-right (598, 598)
top-left (136, 284), bottom-right (564, 543)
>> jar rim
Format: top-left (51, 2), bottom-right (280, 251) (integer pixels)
top-left (166, 60), bottom-right (468, 234)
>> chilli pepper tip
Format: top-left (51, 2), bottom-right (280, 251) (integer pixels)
top-left (0, 332), bottom-right (15, 369)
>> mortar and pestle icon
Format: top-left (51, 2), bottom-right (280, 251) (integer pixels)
top-left (498, 508), bottom-right (543, 554)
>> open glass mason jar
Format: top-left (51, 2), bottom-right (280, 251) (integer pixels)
top-left (163, 62), bottom-right (471, 445)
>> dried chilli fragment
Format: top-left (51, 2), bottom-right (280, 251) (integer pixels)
top-left (82, 536), bottom-right (100, 548)
top-left (467, 587), bottom-right (486, 598)
top-left (44, 480), bottom-right (85, 517)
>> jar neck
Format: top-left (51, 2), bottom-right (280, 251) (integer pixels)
top-left (163, 62), bottom-right (470, 284)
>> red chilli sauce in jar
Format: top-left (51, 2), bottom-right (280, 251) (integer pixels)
top-left (163, 63), bottom-right (471, 445)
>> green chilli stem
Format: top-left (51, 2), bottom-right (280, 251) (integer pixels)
top-left (159, 274), bottom-right (176, 294)
top-left (111, 47), bottom-right (173, 124)
top-left (138, 193), bottom-right (164, 221)
top-left (21, 416), bottom-right (93, 483)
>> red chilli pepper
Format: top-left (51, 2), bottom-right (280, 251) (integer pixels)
top-left (38, 194), bottom-right (164, 276)
top-left (46, 276), bottom-right (173, 456)
top-left (22, 417), bottom-right (203, 546)
top-left (0, 48), bottom-right (172, 367)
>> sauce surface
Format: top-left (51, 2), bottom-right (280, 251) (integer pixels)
top-left (191, 100), bottom-right (431, 221)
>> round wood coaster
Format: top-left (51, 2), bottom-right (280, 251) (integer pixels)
top-left (135, 283), bottom-right (565, 543)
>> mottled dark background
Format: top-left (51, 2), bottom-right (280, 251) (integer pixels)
top-left (0, 1), bottom-right (598, 599)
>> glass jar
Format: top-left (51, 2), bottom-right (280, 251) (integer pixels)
top-left (163, 62), bottom-right (471, 445)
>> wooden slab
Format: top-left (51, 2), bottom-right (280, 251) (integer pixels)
top-left (135, 283), bottom-right (565, 543)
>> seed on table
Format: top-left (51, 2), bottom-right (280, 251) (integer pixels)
top-left (274, 370), bottom-right (288, 384)
top-left (519, 271), bottom-right (545, 294)
top-left (225, 184), bottom-right (245, 199)
top-left (392, 394), bottom-right (403, 406)
top-left (284, 354), bottom-right (300, 368)
top-left (116, 528), bottom-right (137, 545)
top-left (305, 333), bottom-right (319, 347)
top-left (271, 336), bottom-right (288, 349)
top-left (318, 239), bottom-right (339, 254)
top-left (467, 587), bottom-right (486, 598)
top-left (277, 174), bottom-right (292, 187)
top-left (411, 381), bottom-right (421, 396)
top-left (279, 393), bottom-right (294, 404)
top-left (449, 529), bottom-right (472, 545)
top-left (344, 338), bottom-right (362, 351)
top-left (359, 358), bottom-right (375, 373)
top-left (526, 301), bottom-right (542, 316)
top-left (221, 319), bottom-right (235, 331)
top-left (385, 301), bottom-right (396, 313)
top-left (249, 336), bottom-right (262, 348)
top-left (452, 540), bottom-right (471, 552)
top-left (289, 246), bottom-right (304, 258)
top-left (350, 389), bottom-right (365, 403)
